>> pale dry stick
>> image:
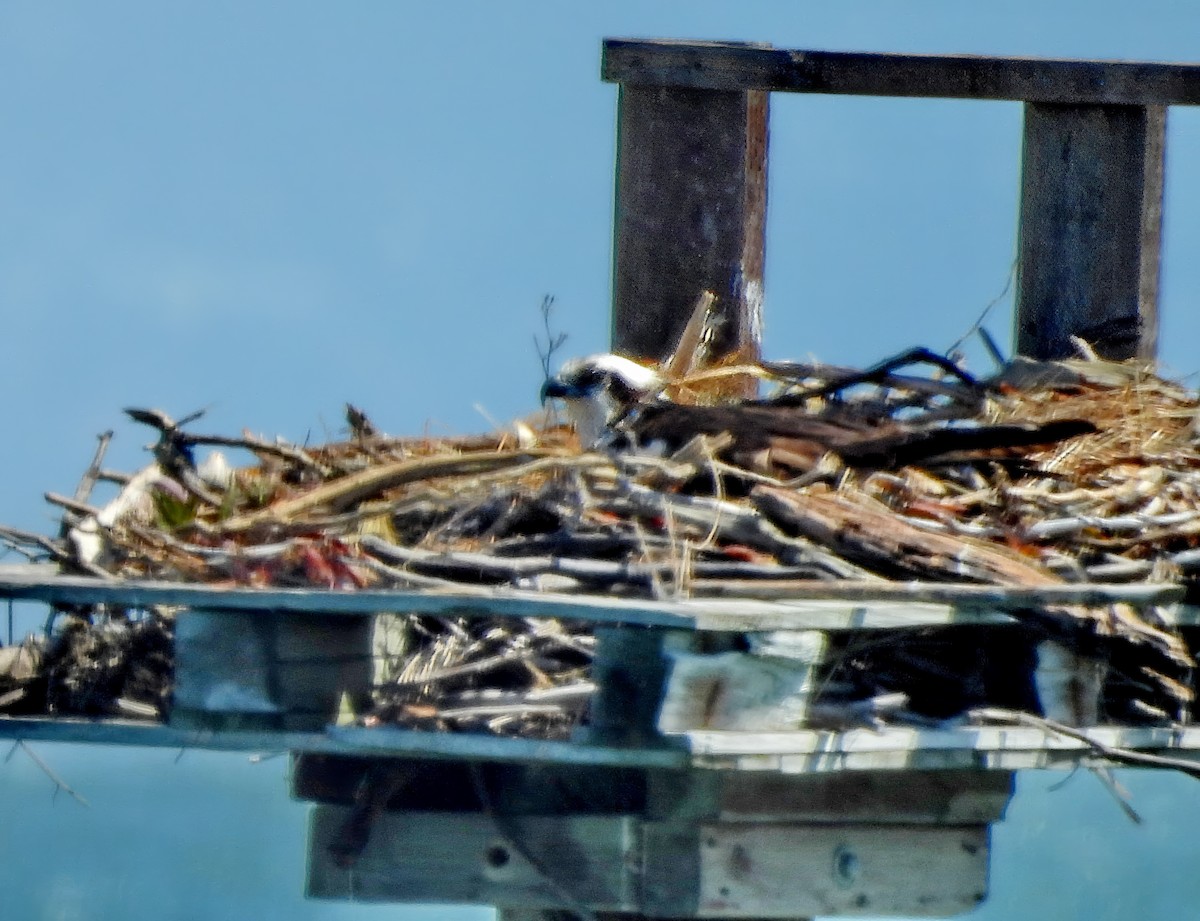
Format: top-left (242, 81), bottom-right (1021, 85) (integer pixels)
top-left (971, 707), bottom-right (1200, 781)
top-left (1003, 471), bottom-right (1166, 510)
top-left (177, 431), bottom-right (334, 477)
top-left (217, 449), bottom-right (579, 534)
top-left (1027, 510), bottom-right (1200, 541)
top-left (0, 525), bottom-right (74, 566)
top-left (630, 517), bottom-right (669, 602)
top-left (1086, 766), bottom-right (1143, 825)
top-left (673, 362), bottom-right (781, 390)
top-left (71, 431), bottom-right (113, 506)
top-left (434, 702), bottom-right (573, 720)
top-left (897, 514), bottom-right (1002, 540)
top-left (44, 493), bottom-right (102, 521)
top-left (440, 681), bottom-right (597, 708)
top-left (520, 618), bottom-right (596, 658)
top-left (387, 643), bottom-right (545, 688)
top-left (17, 741), bottom-right (90, 806)
top-left (603, 481), bottom-right (879, 581)
top-left (362, 537), bottom-right (839, 589)
top-left (662, 290), bottom-right (718, 383)
top-left (121, 525), bottom-right (303, 565)
top-left (355, 554), bottom-right (493, 592)
top-left (393, 623), bottom-right (470, 694)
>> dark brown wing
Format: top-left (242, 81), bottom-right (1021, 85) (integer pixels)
top-left (626, 403), bottom-right (1095, 473)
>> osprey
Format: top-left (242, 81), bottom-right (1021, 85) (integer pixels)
top-left (540, 353), bottom-right (666, 447)
top-left (541, 352), bottom-right (1096, 473)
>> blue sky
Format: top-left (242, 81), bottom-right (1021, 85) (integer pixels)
top-left (4, 3), bottom-right (1200, 918)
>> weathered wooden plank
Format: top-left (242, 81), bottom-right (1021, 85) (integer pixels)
top-left (696, 822), bottom-right (989, 917)
top-left (172, 609), bottom-right (371, 732)
top-left (323, 725), bottom-right (690, 769)
top-left (1015, 103), bottom-right (1166, 359)
top-left (4, 714), bottom-right (1200, 773)
top-left (611, 74), bottom-right (766, 372)
top-left (0, 716), bottom-right (339, 753)
top-left (603, 39), bottom-right (1200, 106)
top-left (585, 626), bottom-right (682, 745)
top-left (0, 566), bottom-right (1188, 631)
top-left (308, 806), bottom-right (992, 917)
top-left (684, 724), bottom-right (1200, 774)
top-left (646, 768), bottom-right (1012, 825)
top-left (307, 809), bottom-right (641, 908)
top-left (714, 769), bottom-right (1013, 825)
top-left (0, 716), bottom-right (692, 767)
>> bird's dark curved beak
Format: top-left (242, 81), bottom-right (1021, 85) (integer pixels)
top-left (540, 378), bottom-right (577, 403)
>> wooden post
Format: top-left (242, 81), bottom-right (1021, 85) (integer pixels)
top-left (1015, 103), bottom-right (1166, 360)
top-left (610, 67), bottom-right (768, 368)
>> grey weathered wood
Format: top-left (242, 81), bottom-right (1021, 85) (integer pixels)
top-left (585, 626), bottom-right (682, 746)
top-left (684, 723), bottom-right (1200, 774)
top-left (4, 714), bottom-right (1200, 773)
top-left (695, 822), bottom-right (989, 917)
top-left (307, 809), bottom-right (641, 908)
top-left (657, 637), bottom-right (827, 732)
top-left (324, 725), bottom-right (688, 768)
top-left (645, 768), bottom-right (1012, 825)
top-left (603, 39), bottom-right (1200, 106)
top-left (1015, 103), bottom-right (1166, 359)
top-left (0, 715), bottom-right (691, 767)
top-left (611, 73), bottom-right (767, 370)
top-left (307, 806), bottom-right (991, 918)
top-left (172, 609), bottom-right (371, 732)
top-left (713, 769), bottom-right (1013, 825)
top-left (0, 566), bottom-right (1187, 631)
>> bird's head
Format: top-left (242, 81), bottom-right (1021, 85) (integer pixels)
top-left (541, 353), bottom-right (664, 446)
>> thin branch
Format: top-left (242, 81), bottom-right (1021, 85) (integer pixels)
top-left (972, 708), bottom-right (1200, 781)
top-left (66, 430), bottom-right (113, 528)
top-left (18, 741), bottom-right (90, 806)
top-left (533, 294), bottom-right (568, 380)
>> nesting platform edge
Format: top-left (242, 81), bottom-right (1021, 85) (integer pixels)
top-left (0, 565), bottom-right (1191, 631)
top-left (4, 717), bottom-right (1200, 775)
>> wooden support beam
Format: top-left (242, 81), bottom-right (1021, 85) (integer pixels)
top-left (610, 71), bottom-right (767, 368)
top-left (603, 39), bottom-right (1200, 106)
top-left (306, 808), bottom-right (992, 917)
top-left (585, 626), bottom-right (681, 746)
top-left (172, 609), bottom-right (371, 732)
top-left (1014, 103), bottom-right (1166, 360)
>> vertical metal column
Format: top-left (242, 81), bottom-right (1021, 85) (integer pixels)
top-left (610, 80), bottom-right (768, 368)
top-left (1015, 103), bottom-right (1166, 360)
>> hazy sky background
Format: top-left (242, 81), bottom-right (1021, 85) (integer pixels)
top-left (3, 3), bottom-right (1200, 919)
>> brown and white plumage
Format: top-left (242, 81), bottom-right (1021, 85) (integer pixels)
top-left (540, 353), bottom-right (665, 447)
top-left (542, 353), bottom-right (1095, 473)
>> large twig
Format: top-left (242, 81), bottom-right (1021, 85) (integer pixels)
top-left (217, 449), bottom-right (586, 534)
top-left (71, 431), bottom-right (113, 506)
top-left (971, 707), bottom-right (1200, 781)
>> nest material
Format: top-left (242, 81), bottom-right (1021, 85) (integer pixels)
top-left (4, 353), bottom-right (1200, 735)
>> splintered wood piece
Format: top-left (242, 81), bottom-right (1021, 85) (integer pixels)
top-left (662, 290), bottom-right (718, 382)
top-left (752, 484), bottom-right (1060, 586)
